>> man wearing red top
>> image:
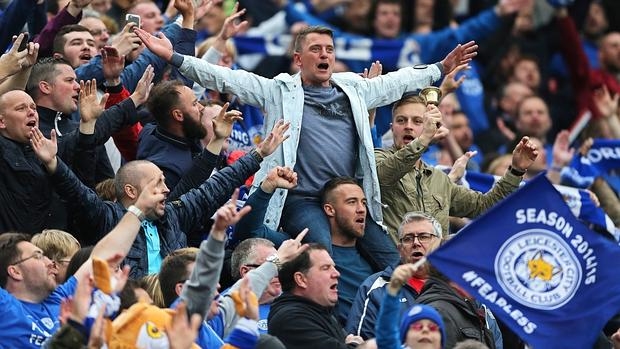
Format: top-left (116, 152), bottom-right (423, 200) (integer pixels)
top-left (556, 6), bottom-right (620, 122)
top-left (345, 212), bottom-right (442, 340)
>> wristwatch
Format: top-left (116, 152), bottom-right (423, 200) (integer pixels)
top-left (265, 253), bottom-right (282, 270)
top-left (508, 165), bottom-right (527, 177)
top-left (127, 205), bottom-right (146, 222)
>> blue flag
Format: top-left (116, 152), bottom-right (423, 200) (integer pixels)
top-left (427, 175), bottom-right (620, 349)
top-left (444, 168), bottom-right (619, 240)
top-left (586, 139), bottom-right (620, 173)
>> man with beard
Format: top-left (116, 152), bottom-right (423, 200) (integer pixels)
top-left (234, 172), bottom-right (381, 325)
top-left (345, 211), bottom-right (442, 340)
top-left (321, 177), bottom-right (381, 325)
top-left (31, 112), bottom-right (287, 278)
top-left (137, 80), bottom-right (242, 190)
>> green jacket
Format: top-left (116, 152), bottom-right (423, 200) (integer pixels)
top-left (375, 139), bottom-right (522, 243)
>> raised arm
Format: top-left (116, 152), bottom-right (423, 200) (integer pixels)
top-left (78, 66), bottom-right (154, 146)
top-left (375, 105), bottom-right (443, 185)
top-left (235, 165), bottom-right (297, 244)
top-left (172, 120), bottom-right (290, 233)
top-left (181, 189), bottom-right (252, 317)
top-left (0, 34), bottom-right (40, 93)
top-left (375, 264), bottom-right (420, 349)
top-left (169, 102), bottom-right (243, 200)
top-left (134, 28), bottom-right (275, 107)
top-left (73, 175), bottom-right (166, 281)
top-left (31, 127), bottom-right (118, 237)
top-left (219, 228), bottom-right (309, 337)
top-left (34, 0), bottom-right (91, 58)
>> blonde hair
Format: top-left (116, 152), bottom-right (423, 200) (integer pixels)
top-left (31, 229), bottom-right (80, 261)
top-left (196, 36), bottom-right (237, 61)
top-left (96, 178), bottom-right (117, 201)
top-left (140, 273), bottom-right (165, 308)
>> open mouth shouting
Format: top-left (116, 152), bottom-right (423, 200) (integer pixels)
top-left (317, 62), bottom-right (329, 71)
top-left (79, 52), bottom-right (93, 63)
top-left (403, 134), bottom-right (415, 144)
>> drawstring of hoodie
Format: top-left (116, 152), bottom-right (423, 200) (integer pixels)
top-left (54, 112), bottom-right (63, 137)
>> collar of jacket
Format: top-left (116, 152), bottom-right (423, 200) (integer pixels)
top-left (276, 292), bottom-right (335, 312)
top-left (154, 126), bottom-right (201, 151)
top-left (417, 161), bottom-right (434, 176)
top-left (37, 106), bottom-right (70, 121)
top-left (0, 134), bottom-right (30, 149)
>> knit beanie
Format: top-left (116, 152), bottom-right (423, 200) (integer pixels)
top-left (399, 304), bottom-right (446, 348)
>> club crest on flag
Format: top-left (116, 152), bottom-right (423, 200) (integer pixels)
top-left (494, 228), bottom-right (581, 310)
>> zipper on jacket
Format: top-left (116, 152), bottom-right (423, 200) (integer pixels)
top-left (415, 167), bottom-right (426, 212)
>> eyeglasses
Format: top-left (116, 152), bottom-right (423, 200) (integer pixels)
top-left (51, 259), bottom-right (71, 268)
top-left (409, 322), bottom-right (440, 332)
top-left (400, 232), bottom-right (437, 245)
top-left (12, 250), bottom-right (45, 265)
top-left (89, 28), bottom-right (109, 36)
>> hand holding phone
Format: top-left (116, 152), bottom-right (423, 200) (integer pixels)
top-left (17, 32), bottom-right (29, 52)
top-left (125, 14), bottom-right (141, 31)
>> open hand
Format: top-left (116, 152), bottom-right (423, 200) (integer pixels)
top-left (79, 79), bottom-right (109, 124)
top-left (255, 119), bottom-right (290, 158)
top-left (213, 102), bottom-right (243, 140)
top-left (167, 301), bottom-right (202, 349)
top-left (30, 128), bottom-right (58, 171)
top-left (440, 41), bottom-right (477, 76)
top-left (129, 65), bottom-right (155, 107)
top-left (511, 136), bottom-right (539, 171)
top-left (448, 151), bottom-right (476, 183)
top-left (217, 2), bottom-right (249, 41)
top-left (134, 28), bottom-right (174, 62)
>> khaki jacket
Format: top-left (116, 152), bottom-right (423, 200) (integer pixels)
top-left (376, 139), bottom-right (522, 242)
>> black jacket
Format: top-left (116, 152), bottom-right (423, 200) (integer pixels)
top-left (268, 293), bottom-right (356, 349)
top-left (37, 106), bottom-right (114, 185)
top-left (136, 123), bottom-right (203, 191)
top-left (0, 99), bottom-right (138, 234)
top-left (416, 277), bottom-right (496, 349)
top-left (50, 150), bottom-right (260, 279)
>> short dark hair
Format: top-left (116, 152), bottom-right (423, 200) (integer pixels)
top-left (146, 80), bottom-right (185, 129)
top-left (26, 57), bottom-right (72, 98)
top-left (65, 246), bottom-right (94, 280)
top-left (230, 238), bottom-right (275, 280)
top-left (0, 232), bottom-right (31, 288)
top-left (320, 176), bottom-right (359, 205)
top-left (293, 25), bottom-right (334, 52)
top-left (53, 24), bottom-right (92, 55)
top-left (279, 243), bottom-right (328, 292)
top-left (391, 94), bottom-right (426, 119)
top-left (159, 248), bottom-right (197, 307)
top-left (369, 0), bottom-right (402, 36)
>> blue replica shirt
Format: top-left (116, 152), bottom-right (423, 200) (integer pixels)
top-left (171, 297), bottom-right (224, 349)
top-left (220, 287), bottom-right (272, 334)
top-left (0, 276), bottom-right (77, 348)
top-left (255, 303), bottom-right (271, 335)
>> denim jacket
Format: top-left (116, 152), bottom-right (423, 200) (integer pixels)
top-left (173, 53), bottom-right (443, 230)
